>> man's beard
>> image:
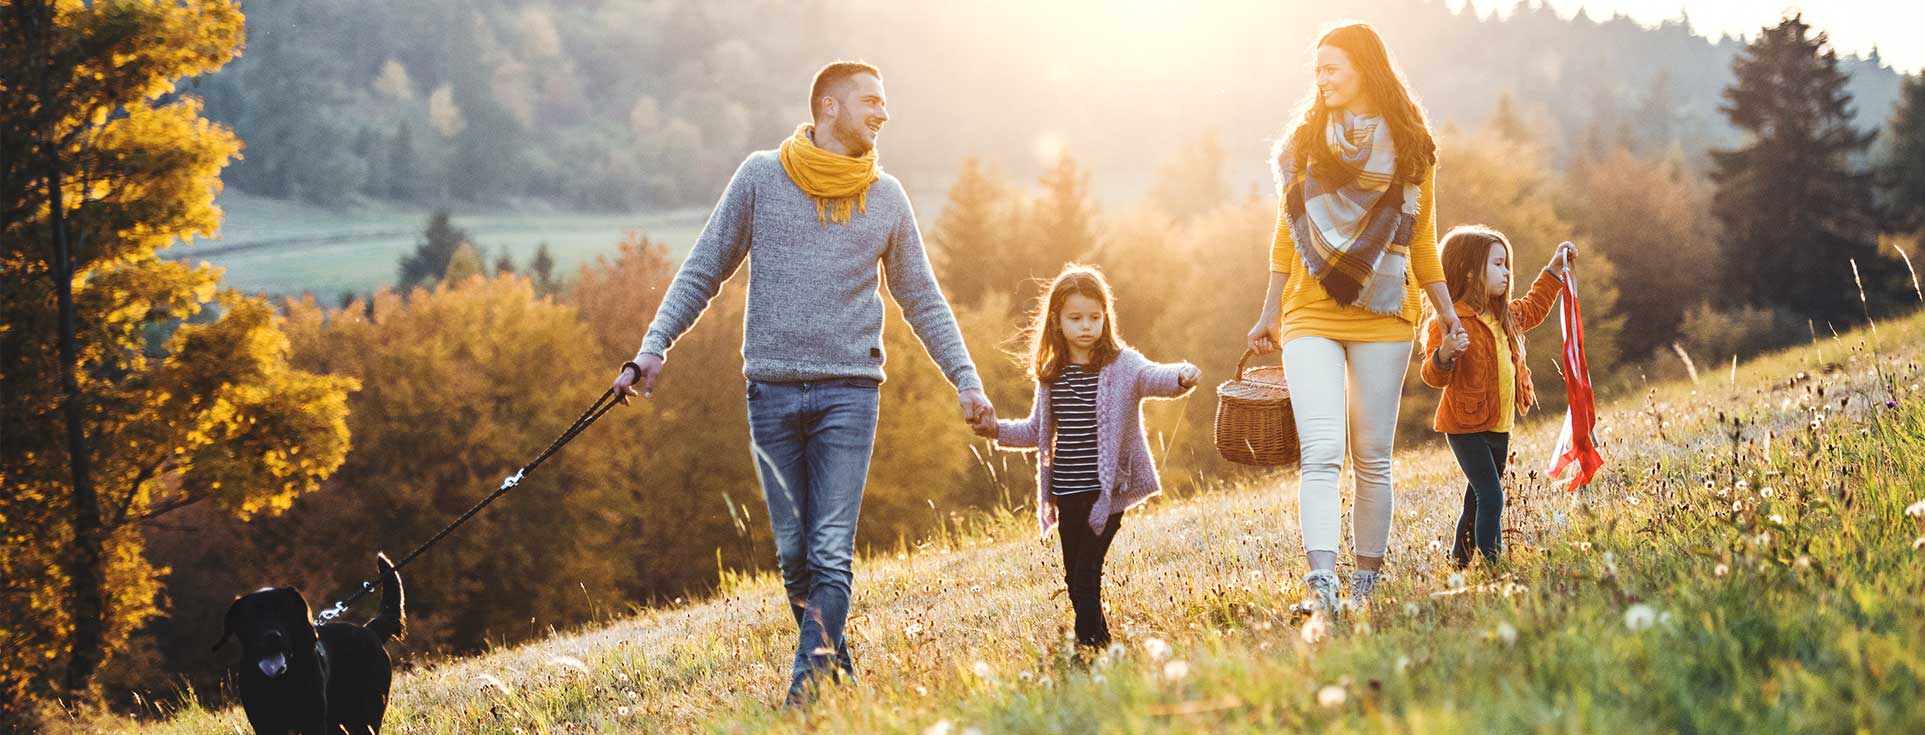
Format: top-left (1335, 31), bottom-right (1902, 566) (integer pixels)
top-left (831, 116), bottom-right (873, 157)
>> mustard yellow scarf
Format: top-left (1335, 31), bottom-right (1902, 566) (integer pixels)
top-left (778, 123), bottom-right (879, 225)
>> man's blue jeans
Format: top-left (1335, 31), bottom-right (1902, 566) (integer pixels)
top-left (745, 377), bottom-right (879, 704)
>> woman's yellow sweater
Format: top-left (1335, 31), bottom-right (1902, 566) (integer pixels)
top-left (1269, 166), bottom-right (1444, 344)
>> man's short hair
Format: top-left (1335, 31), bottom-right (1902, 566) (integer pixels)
top-left (809, 61), bottom-right (882, 118)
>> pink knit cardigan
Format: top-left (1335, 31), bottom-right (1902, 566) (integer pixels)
top-left (994, 348), bottom-right (1196, 536)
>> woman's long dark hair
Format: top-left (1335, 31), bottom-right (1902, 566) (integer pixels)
top-left (1278, 23), bottom-right (1438, 187)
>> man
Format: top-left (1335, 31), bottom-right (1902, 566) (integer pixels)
top-left (611, 61), bottom-right (995, 705)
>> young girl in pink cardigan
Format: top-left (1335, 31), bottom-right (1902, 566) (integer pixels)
top-left (975, 264), bottom-right (1200, 649)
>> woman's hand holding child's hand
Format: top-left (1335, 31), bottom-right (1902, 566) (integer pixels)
top-left (1436, 324), bottom-right (1471, 364)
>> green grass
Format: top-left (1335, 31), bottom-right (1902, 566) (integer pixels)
top-left (160, 192), bottom-right (709, 297)
top-left (86, 310), bottom-right (1925, 734)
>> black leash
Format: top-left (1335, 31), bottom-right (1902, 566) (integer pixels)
top-left (316, 385), bottom-right (624, 622)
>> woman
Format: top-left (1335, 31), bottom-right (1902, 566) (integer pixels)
top-left (1245, 22), bottom-right (1463, 613)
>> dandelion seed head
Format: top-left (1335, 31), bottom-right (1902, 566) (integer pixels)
top-left (1447, 572), bottom-right (1467, 589)
top-left (1495, 622), bottom-right (1518, 645)
top-left (1624, 604), bottom-right (1657, 631)
top-left (1301, 612), bottom-right (1330, 644)
top-left (1396, 655), bottom-right (1411, 673)
top-left (1906, 499), bottom-right (1925, 518)
top-left (1714, 563), bottom-right (1730, 577)
top-left (1163, 660), bottom-right (1191, 681)
top-left (1404, 602), bottom-right (1421, 617)
top-left (1317, 684), bottom-right (1348, 707)
top-left (1142, 638), bottom-right (1172, 661)
top-left (1769, 513), bottom-right (1785, 525)
top-left (923, 720), bottom-right (955, 735)
top-left (972, 661), bottom-right (992, 678)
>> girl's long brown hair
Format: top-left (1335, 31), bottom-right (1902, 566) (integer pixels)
top-left (1439, 225), bottom-right (1525, 361)
top-left (1021, 264), bottom-right (1126, 384)
top-left (1280, 23), bottom-right (1438, 186)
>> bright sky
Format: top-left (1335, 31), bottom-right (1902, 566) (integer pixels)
top-left (1449, 0), bottom-right (1924, 74)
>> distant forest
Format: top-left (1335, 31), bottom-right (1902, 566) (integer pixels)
top-left (194, 0), bottom-right (1907, 211)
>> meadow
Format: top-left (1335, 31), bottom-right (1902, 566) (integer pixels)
top-left (88, 298), bottom-right (1925, 733)
top-left (163, 193), bottom-right (709, 297)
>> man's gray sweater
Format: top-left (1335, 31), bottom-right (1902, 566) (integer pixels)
top-left (635, 150), bottom-right (982, 393)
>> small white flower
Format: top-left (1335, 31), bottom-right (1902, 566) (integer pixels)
top-left (1018, 670), bottom-right (1033, 683)
top-left (1907, 499), bottom-right (1925, 518)
top-left (1301, 611), bottom-right (1330, 644)
top-left (1105, 643), bottom-right (1126, 660)
top-left (1495, 622), bottom-right (1518, 646)
top-left (972, 661), bottom-right (992, 678)
top-left (1403, 602), bottom-right (1421, 617)
top-left (1316, 684), bottom-right (1348, 707)
top-left (616, 706), bottom-right (630, 716)
top-left (1447, 572), bottom-right (1467, 589)
top-left (1769, 513), bottom-right (1786, 525)
top-left (1624, 604), bottom-right (1657, 631)
top-left (1795, 555), bottom-right (1812, 571)
top-left (1760, 486), bottom-right (1777, 499)
top-left (922, 720), bottom-right (955, 735)
top-left (1142, 637), bottom-right (1172, 661)
top-left (1736, 479), bottom-right (1751, 491)
top-left (1395, 655), bottom-right (1411, 674)
top-left (1714, 563), bottom-right (1730, 577)
top-left (1753, 532), bottom-right (1771, 547)
top-left (1732, 500), bottom-right (1744, 513)
top-left (1163, 660), bottom-right (1191, 681)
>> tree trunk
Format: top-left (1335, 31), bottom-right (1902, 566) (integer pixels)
top-left (21, 0), bottom-right (104, 702)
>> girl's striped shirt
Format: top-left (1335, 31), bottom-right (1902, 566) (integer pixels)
top-left (1049, 363), bottom-right (1101, 496)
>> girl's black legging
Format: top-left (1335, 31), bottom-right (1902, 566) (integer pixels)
top-left (1054, 492), bottom-right (1123, 647)
top-left (1447, 431), bottom-right (1511, 566)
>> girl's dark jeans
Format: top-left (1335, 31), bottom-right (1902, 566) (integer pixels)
top-left (1447, 431), bottom-right (1511, 566)
top-left (1054, 492), bottom-right (1123, 647)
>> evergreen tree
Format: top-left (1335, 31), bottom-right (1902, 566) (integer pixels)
top-left (530, 242), bottom-right (559, 296)
top-left (927, 157), bottom-right (1015, 308)
top-left (1710, 13), bottom-right (1891, 322)
top-left (397, 210), bottom-right (470, 292)
top-left (1031, 151), bottom-right (1100, 277)
top-left (1881, 72), bottom-right (1925, 233)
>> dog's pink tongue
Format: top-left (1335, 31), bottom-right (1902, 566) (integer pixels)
top-left (258, 652), bottom-right (287, 678)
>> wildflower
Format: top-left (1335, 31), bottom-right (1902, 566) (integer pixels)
top-left (1163, 660), bottom-right (1191, 681)
top-left (1105, 643), bottom-right (1126, 660)
top-left (1447, 572), bottom-right (1467, 589)
top-left (1018, 670), bottom-right (1034, 683)
top-left (916, 686), bottom-right (929, 696)
top-left (1395, 655), bottom-right (1411, 674)
top-left (1495, 623), bottom-right (1518, 646)
top-left (923, 721), bottom-right (955, 735)
top-left (617, 706), bottom-right (630, 716)
top-left (1768, 513), bottom-right (1785, 525)
top-left (1301, 612), bottom-right (1330, 644)
top-left (1731, 500), bottom-right (1744, 513)
top-left (972, 661), bottom-right (992, 678)
top-left (1795, 556), bottom-right (1812, 571)
top-left (1913, 537), bottom-right (1925, 551)
top-left (1404, 602), bottom-right (1421, 617)
top-left (1624, 604), bottom-right (1657, 631)
top-left (625, 690), bottom-right (637, 701)
top-left (1736, 479), bottom-right (1750, 491)
top-left (1906, 499), bottom-right (1925, 518)
top-left (1760, 487), bottom-right (1777, 499)
top-left (1142, 638), bottom-right (1172, 661)
top-left (1317, 684), bottom-right (1348, 707)
top-left (1753, 532), bottom-right (1771, 548)
top-left (1714, 563), bottom-right (1730, 577)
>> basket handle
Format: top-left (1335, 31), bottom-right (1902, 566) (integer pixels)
top-left (1235, 349), bottom-right (1259, 382)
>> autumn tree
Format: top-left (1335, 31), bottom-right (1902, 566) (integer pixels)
top-left (0, 0), bottom-right (354, 719)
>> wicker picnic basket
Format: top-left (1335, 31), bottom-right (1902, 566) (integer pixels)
top-left (1213, 349), bottom-right (1298, 467)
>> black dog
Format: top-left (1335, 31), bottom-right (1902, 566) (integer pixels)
top-left (215, 554), bottom-right (406, 735)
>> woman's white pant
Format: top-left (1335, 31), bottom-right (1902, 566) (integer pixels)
top-left (1281, 336), bottom-right (1411, 557)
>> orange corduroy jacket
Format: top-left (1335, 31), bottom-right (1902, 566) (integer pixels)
top-left (1420, 269), bottom-right (1564, 434)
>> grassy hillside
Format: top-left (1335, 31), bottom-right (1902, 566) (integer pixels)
top-left (94, 309), bottom-right (1925, 733)
top-left (161, 193), bottom-right (709, 297)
